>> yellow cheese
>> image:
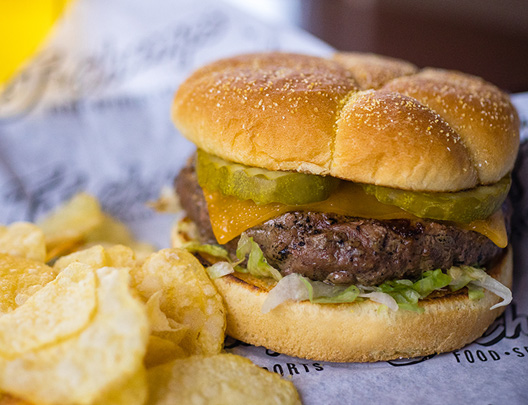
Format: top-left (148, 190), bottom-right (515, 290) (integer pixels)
top-left (457, 210), bottom-right (507, 248)
top-left (203, 182), bottom-right (507, 248)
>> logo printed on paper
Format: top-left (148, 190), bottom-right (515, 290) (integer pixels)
top-left (388, 303), bottom-right (528, 367)
top-left (0, 10), bottom-right (229, 121)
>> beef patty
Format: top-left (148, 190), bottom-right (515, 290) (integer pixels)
top-left (176, 162), bottom-right (510, 286)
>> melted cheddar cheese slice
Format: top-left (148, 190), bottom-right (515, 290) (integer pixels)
top-left (203, 182), bottom-right (507, 248)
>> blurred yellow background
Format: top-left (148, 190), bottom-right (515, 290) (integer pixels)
top-left (0, 0), bottom-right (70, 86)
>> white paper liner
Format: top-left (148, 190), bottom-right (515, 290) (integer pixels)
top-left (0, 1), bottom-right (527, 403)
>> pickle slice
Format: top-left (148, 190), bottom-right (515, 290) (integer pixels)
top-left (362, 175), bottom-right (511, 223)
top-left (196, 150), bottom-right (340, 205)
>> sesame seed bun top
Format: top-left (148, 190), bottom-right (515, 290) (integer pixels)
top-left (172, 52), bottom-right (519, 192)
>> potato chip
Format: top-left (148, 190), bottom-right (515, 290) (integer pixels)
top-left (142, 291), bottom-right (190, 368)
top-left (37, 192), bottom-right (156, 263)
top-left (132, 249), bottom-right (226, 356)
top-left (0, 266), bottom-right (149, 405)
top-left (146, 292), bottom-right (187, 335)
top-left (106, 244), bottom-right (137, 268)
top-left (37, 193), bottom-right (104, 258)
top-left (93, 365), bottom-right (147, 405)
top-left (53, 244), bottom-right (108, 272)
top-left (147, 354), bottom-right (301, 405)
top-left (85, 214), bottom-right (137, 246)
top-left (45, 238), bottom-right (85, 262)
top-left (0, 253), bottom-right (56, 314)
top-left (0, 222), bottom-right (46, 262)
top-left (144, 336), bottom-right (186, 369)
top-left (53, 244), bottom-right (137, 274)
top-left (0, 263), bottom-right (96, 358)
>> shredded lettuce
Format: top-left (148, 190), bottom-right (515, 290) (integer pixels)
top-left (236, 234), bottom-right (282, 281)
top-left (180, 237), bottom-right (512, 313)
top-left (376, 280), bottom-right (423, 312)
top-left (300, 277), bottom-right (361, 304)
top-left (182, 241), bottom-right (231, 261)
top-left (462, 266), bottom-right (512, 309)
top-left (263, 275), bottom-right (361, 313)
top-left (206, 261), bottom-right (235, 279)
top-left (448, 265), bottom-right (512, 309)
top-left (261, 273), bottom-right (309, 313)
top-left (261, 265), bottom-right (512, 313)
top-left (263, 275), bottom-right (401, 313)
top-left (448, 266), bottom-right (474, 291)
top-left (412, 269), bottom-right (452, 297)
top-left (359, 291), bottom-right (398, 311)
top-left (363, 269), bottom-right (452, 312)
top-left (181, 234), bottom-right (282, 281)
top-left (468, 284), bottom-right (485, 301)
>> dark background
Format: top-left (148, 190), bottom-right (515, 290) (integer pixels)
top-left (227, 0), bottom-right (528, 93)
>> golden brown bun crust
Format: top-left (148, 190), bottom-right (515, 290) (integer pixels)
top-left (331, 52), bottom-right (418, 89)
top-left (212, 247), bottom-right (512, 363)
top-left (382, 69), bottom-right (520, 185)
top-left (172, 52), bottom-right (519, 192)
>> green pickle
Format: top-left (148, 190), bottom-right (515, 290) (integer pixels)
top-left (362, 175), bottom-right (511, 223)
top-left (196, 150), bottom-right (341, 205)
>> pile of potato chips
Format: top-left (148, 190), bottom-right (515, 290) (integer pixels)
top-left (0, 193), bottom-right (301, 405)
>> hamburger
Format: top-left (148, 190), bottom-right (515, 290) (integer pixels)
top-left (170, 52), bottom-right (520, 362)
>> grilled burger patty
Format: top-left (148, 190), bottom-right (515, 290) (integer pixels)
top-left (176, 162), bottom-right (510, 286)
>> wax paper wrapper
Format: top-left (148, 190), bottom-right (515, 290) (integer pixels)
top-left (0, 1), bottom-right (527, 403)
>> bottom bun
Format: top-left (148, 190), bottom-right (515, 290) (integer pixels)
top-left (212, 248), bottom-right (512, 362)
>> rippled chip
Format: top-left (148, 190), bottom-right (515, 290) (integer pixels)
top-left (53, 244), bottom-right (137, 273)
top-left (0, 223), bottom-right (46, 262)
top-left (0, 263), bottom-right (96, 358)
top-left (132, 249), bottom-right (226, 357)
top-left (85, 214), bottom-right (136, 245)
top-left (53, 245), bottom-right (108, 272)
top-left (145, 292), bottom-right (189, 339)
top-left (37, 193), bottom-right (104, 259)
top-left (105, 244), bottom-right (138, 268)
top-left (37, 192), bottom-right (155, 263)
top-left (0, 265), bottom-right (149, 405)
top-left (147, 354), bottom-right (301, 405)
top-left (94, 366), bottom-right (147, 405)
top-left (0, 253), bottom-right (56, 314)
top-left (144, 336), bottom-right (187, 369)
top-left (143, 291), bottom-right (189, 368)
